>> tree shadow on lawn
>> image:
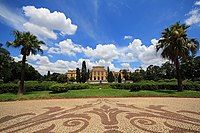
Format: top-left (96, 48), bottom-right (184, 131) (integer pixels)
top-left (154, 90), bottom-right (176, 94)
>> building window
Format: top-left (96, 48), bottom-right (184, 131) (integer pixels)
top-left (98, 71), bottom-right (100, 75)
top-left (94, 77), bottom-right (96, 80)
top-left (102, 77), bottom-right (103, 80)
top-left (71, 74), bottom-right (73, 76)
top-left (98, 77), bottom-right (100, 80)
top-left (94, 71), bottom-right (96, 75)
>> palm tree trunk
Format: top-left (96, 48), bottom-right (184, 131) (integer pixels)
top-left (18, 55), bottom-right (26, 95)
top-left (175, 58), bottom-right (183, 92)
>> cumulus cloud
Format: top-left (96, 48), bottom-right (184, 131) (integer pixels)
top-left (13, 54), bottom-right (120, 75)
top-left (128, 38), bottom-right (166, 68)
top-left (22, 6), bottom-right (77, 39)
top-left (47, 38), bottom-right (165, 71)
top-left (124, 35), bottom-right (133, 40)
top-left (83, 44), bottom-right (119, 61)
top-left (0, 4), bottom-right (78, 40)
top-left (23, 22), bottom-right (57, 39)
top-left (185, 1), bottom-right (200, 26)
top-left (48, 39), bottom-right (82, 56)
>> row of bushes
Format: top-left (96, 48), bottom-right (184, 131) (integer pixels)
top-left (0, 81), bottom-right (199, 94)
top-left (110, 83), bottom-right (200, 91)
top-left (0, 82), bottom-right (89, 94)
top-left (0, 81), bottom-right (56, 93)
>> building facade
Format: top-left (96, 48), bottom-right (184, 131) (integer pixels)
top-left (67, 66), bottom-right (129, 82)
top-left (90, 66), bottom-right (107, 81)
top-left (67, 70), bottom-right (76, 80)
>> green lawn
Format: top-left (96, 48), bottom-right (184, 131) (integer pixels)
top-left (0, 89), bottom-right (200, 101)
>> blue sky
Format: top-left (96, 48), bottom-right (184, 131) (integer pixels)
top-left (0, 0), bottom-right (200, 75)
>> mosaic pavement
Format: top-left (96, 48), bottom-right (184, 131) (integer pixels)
top-left (0, 98), bottom-right (200, 133)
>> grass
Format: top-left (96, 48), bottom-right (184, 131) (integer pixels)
top-left (0, 88), bottom-right (200, 101)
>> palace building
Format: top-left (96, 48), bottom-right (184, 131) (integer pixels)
top-left (67, 66), bottom-right (129, 82)
top-left (90, 66), bottom-right (107, 81)
top-left (67, 70), bottom-right (76, 80)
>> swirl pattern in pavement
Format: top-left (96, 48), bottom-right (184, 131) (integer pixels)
top-left (0, 98), bottom-right (200, 132)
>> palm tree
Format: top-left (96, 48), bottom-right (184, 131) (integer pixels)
top-left (156, 22), bottom-right (199, 91)
top-left (0, 43), bottom-right (10, 55)
top-left (7, 31), bottom-right (45, 95)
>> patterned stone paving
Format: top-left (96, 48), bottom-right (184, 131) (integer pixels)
top-left (0, 98), bottom-right (200, 133)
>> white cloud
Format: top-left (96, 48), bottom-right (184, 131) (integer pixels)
top-left (13, 54), bottom-right (121, 75)
top-left (83, 44), bottom-right (119, 61)
top-left (40, 44), bottom-right (48, 51)
top-left (124, 35), bottom-right (132, 40)
top-left (0, 4), bottom-right (77, 40)
top-left (195, 1), bottom-right (200, 6)
top-left (48, 39), bottom-right (82, 56)
top-left (23, 22), bottom-right (57, 39)
top-left (121, 63), bottom-right (130, 68)
top-left (128, 38), bottom-right (166, 68)
top-left (22, 6), bottom-right (77, 39)
top-left (128, 39), bottom-right (146, 56)
top-left (13, 55), bottom-right (23, 62)
top-left (185, 2), bottom-right (200, 26)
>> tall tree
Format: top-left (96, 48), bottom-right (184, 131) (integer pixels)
top-left (107, 66), bottom-right (110, 81)
top-left (7, 31), bottom-right (44, 95)
top-left (118, 73), bottom-right (122, 83)
top-left (81, 61), bottom-right (87, 83)
top-left (86, 69), bottom-right (90, 80)
top-left (161, 61), bottom-right (175, 79)
top-left (108, 71), bottom-right (115, 82)
top-left (156, 22), bottom-right (199, 91)
top-left (76, 68), bottom-right (81, 83)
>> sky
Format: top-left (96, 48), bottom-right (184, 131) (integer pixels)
top-left (0, 0), bottom-right (200, 75)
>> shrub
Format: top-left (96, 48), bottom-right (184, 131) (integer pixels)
top-left (0, 84), bottom-right (18, 93)
top-left (110, 82), bottom-right (200, 92)
top-left (50, 84), bottom-right (68, 93)
top-left (24, 81), bottom-right (57, 92)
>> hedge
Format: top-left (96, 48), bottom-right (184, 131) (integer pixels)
top-left (50, 84), bottom-right (68, 93)
top-left (110, 83), bottom-right (200, 92)
top-left (0, 84), bottom-right (18, 94)
top-left (0, 81), bottom-right (57, 94)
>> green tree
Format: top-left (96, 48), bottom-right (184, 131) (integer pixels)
top-left (81, 61), bottom-right (87, 83)
top-left (50, 73), bottom-right (60, 81)
top-left (161, 61), bottom-right (175, 79)
top-left (118, 73), bottom-right (122, 83)
top-left (0, 43), bottom-right (13, 83)
top-left (145, 65), bottom-right (162, 81)
top-left (156, 22), bottom-right (199, 91)
top-left (69, 77), bottom-right (75, 83)
top-left (107, 67), bottom-right (110, 81)
top-left (76, 68), bottom-right (81, 83)
top-left (109, 71), bottom-right (115, 82)
top-left (57, 74), bottom-right (68, 83)
top-left (86, 69), bottom-right (90, 80)
top-left (193, 56), bottom-right (200, 79)
top-left (7, 31), bottom-right (44, 94)
top-left (47, 71), bottom-right (50, 77)
top-left (107, 67), bottom-right (115, 82)
top-left (131, 69), bottom-right (143, 82)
